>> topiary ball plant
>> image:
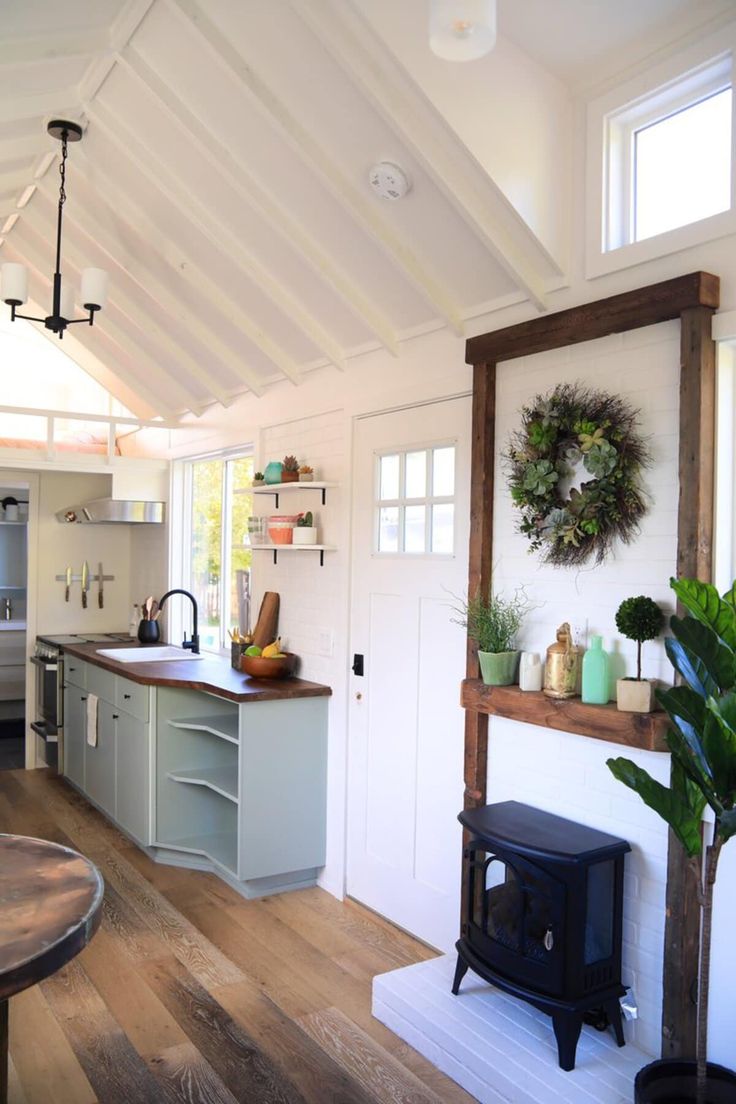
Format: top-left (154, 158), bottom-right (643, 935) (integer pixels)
top-left (615, 595), bottom-right (664, 681)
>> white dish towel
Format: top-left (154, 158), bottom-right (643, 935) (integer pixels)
top-left (86, 693), bottom-right (99, 747)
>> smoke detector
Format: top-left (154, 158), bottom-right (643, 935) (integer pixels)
top-left (368, 161), bottom-right (412, 201)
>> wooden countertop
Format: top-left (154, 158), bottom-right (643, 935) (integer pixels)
top-left (63, 642), bottom-right (332, 703)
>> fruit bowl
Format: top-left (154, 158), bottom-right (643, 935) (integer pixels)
top-left (240, 651), bottom-right (297, 679)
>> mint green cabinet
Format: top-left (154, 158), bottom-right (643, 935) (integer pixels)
top-left (85, 700), bottom-right (116, 818)
top-left (63, 683), bottom-right (86, 790)
top-left (116, 710), bottom-right (150, 844)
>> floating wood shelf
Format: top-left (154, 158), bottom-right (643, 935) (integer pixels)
top-left (237, 481), bottom-right (339, 507)
top-left (461, 680), bottom-right (670, 753)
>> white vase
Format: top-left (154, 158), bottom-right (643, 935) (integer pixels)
top-left (519, 652), bottom-right (543, 692)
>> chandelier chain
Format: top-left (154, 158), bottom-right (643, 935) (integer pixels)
top-left (58, 132), bottom-right (68, 208)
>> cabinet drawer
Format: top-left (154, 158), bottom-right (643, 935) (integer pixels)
top-left (115, 676), bottom-right (149, 722)
top-left (64, 658), bottom-right (86, 688)
top-left (86, 663), bottom-right (116, 703)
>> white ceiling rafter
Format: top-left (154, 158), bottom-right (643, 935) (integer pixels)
top-left (75, 0), bottom-right (156, 106)
top-left (111, 52), bottom-right (348, 375)
top-left (0, 91), bottom-right (80, 127)
top-left (68, 145), bottom-right (269, 400)
top-left (292, 0), bottom-right (560, 311)
top-left (167, 0), bottom-right (467, 337)
top-left (30, 183), bottom-right (234, 409)
top-left (9, 226), bottom-right (194, 419)
top-left (114, 45), bottom-right (401, 357)
top-left (82, 100), bottom-right (307, 388)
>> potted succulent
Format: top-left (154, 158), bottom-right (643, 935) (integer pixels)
top-left (607, 576), bottom-right (736, 1104)
top-left (282, 455), bottom-right (299, 483)
top-left (299, 464), bottom-right (314, 482)
top-left (253, 471), bottom-right (265, 487)
top-left (293, 511), bottom-right (317, 545)
top-left (615, 595), bottom-right (665, 712)
top-left (453, 588), bottom-right (530, 686)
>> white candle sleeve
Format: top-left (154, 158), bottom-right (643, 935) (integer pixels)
top-left (1, 263), bottom-right (28, 304)
top-left (59, 280), bottom-right (75, 320)
top-left (81, 267), bottom-right (108, 310)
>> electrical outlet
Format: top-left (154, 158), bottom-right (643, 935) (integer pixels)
top-left (318, 629), bottom-right (334, 657)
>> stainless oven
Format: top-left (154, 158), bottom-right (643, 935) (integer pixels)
top-left (30, 646), bottom-right (62, 744)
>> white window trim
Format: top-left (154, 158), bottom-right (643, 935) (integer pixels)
top-left (586, 26), bottom-right (736, 280)
top-left (373, 439), bottom-right (457, 558)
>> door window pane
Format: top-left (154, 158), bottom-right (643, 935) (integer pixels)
top-left (404, 505), bottom-right (426, 552)
top-left (378, 506), bottom-right (399, 552)
top-left (432, 503), bottom-right (454, 554)
top-left (380, 454), bottom-right (400, 500)
top-left (433, 446), bottom-right (455, 496)
top-left (230, 456), bottom-right (253, 637)
top-left (190, 459), bottom-right (223, 652)
top-left (405, 450), bottom-right (427, 498)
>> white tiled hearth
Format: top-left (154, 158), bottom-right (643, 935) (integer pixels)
top-left (373, 955), bottom-right (650, 1104)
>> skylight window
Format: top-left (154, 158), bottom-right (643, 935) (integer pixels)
top-left (634, 88), bottom-right (732, 242)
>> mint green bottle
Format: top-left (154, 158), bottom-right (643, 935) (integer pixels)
top-left (582, 635), bottom-right (609, 704)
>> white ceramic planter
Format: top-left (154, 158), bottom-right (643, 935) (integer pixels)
top-left (293, 526), bottom-right (318, 545)
top-left (616, 678), bottom-right (655, 713)
top-left (299, 473), bottom-right (314, 482)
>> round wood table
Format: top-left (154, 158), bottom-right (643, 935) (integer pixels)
top-left (0, 835), bottom-right (103, 1103)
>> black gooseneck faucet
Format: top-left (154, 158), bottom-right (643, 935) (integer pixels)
top-left (158, 589), bottom-right (200, 654)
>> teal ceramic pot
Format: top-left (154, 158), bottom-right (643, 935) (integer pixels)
top-left (478, 650), bottom-right (519, 686)
top-left (264, 461), bottom-right (283, 485)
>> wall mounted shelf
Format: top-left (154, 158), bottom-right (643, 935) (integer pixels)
top-left (461, 680), bottom-right (669, 753)
top-left (250, 543), bottom-right (335, 566)
top-left (238, 481), bottom-right (339, 508)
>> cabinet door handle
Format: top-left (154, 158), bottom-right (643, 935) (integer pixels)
top-left (69, 666), bottom-right (76, 672)
top-left (112, 714), bottom-right (119, 720)
top-left (81, 696), bottom-right (88, 701)
top-left (124, 694), bottom-right (131, 700)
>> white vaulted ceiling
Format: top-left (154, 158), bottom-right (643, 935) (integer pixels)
top-left (0, 0), bottom-right (723, 420)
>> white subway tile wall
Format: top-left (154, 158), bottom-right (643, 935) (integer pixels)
top-left (489, 320), bottom-right (680, 1056)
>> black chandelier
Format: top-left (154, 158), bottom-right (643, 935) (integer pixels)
top-left (0, 120), bottom-right (108, 339)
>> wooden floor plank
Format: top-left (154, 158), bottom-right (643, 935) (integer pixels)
top-left (41, 959), bottom-right (164, 1104)
top-left (0, 770), bottom-right (475, 1104)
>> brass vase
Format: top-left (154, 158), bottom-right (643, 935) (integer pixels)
top-left (543, 622), bottom-right (582, 699)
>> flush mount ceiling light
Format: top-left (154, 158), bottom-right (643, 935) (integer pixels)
top-left (0, 120), bottom-right (108, 339)
top-left (429, 0), bottom-right (497, 61)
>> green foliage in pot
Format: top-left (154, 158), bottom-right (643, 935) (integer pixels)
top-left (615, 594), bottom-right (665, 680)
top-left (607, 577), bottom-right (736, 1103)
top-left (452, 588), bottom-right (531, 654)
top-left (297, 512), bottom-right (313, 528)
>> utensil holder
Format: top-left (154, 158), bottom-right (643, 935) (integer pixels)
top-left (231, 641), bottom-right (247, 669)
top-left (137, 619), bottom-right (160, 644)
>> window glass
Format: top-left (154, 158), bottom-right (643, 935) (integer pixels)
top-left (380, 454), bottom-right (400, 500)
top-left (188, 452), bottom-right (253, 653)
top-left (404, 504), bottom-right (426, 552)
top-left (433, 446), bottom-right (455, 496)
top-left (432, 503), bottom-right (454, 554)
top-left (634, 88), bottom-right (732, 241)
top-left (378, 506), bottom-right (399, 552)
top-left (405, 450), bottom-right (427, 498)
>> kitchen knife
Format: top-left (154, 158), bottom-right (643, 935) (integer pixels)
top-left (65, 566), bottom-right (72, 603)
top-left (98, 561), bottom-right (104, 609)
top-left (81, 560), bottom-right (89, 609)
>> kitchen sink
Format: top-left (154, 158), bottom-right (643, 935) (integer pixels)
top-left (96, 646), bottom-right (204, 663)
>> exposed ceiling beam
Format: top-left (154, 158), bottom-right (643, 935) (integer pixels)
top-left (67, 148), bottom-right (268, 399)
top-left (0, 28), bottom-right (110, 68)
top-left (0, 243), bottom-right (165, 420)
top-left (29, 185), bottom-right (235, 409)
top-left (168, 0), bottom-right (465, 336)
top-left (76, 0), bottom-right (156, 104)
top-left (116, 45), bottom-right (400, 357)
top-left (293, 0), bottom-right (556, 311)
top-left (81, 100), bottom-right (305, 387)
top-left (9, 227), bottom-right (192, 419)
top-left (0, 403), bottom-right (179, 430)
top-left (109, 52), bottom-right (348, 374)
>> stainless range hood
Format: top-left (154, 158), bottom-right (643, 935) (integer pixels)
top-left (55, 498), bottom-right (165, 524)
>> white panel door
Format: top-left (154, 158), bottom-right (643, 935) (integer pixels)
top-left (347, 397), bottom-right (471, 951)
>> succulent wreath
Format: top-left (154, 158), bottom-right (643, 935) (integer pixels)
top-left (506, 382), bottom-right (651, 566)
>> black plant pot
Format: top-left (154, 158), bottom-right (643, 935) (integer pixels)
top-left (635, 1059), bottom-right (736, 1103)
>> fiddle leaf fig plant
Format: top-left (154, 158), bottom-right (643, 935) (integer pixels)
top-left (607, 576), bottom-right (736, 1103)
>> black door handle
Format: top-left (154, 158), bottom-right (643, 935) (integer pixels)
top-left (352, 654), bottom-right (364, 676)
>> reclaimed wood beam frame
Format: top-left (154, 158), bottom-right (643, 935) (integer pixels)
top-left (463, 271), bottom-right (720, 1060)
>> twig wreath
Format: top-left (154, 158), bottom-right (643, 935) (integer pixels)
top-left (506, 382), bottom-right (651, 566)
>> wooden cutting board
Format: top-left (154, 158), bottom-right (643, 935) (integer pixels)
top-left (252, 591), bottom-right (280, 648)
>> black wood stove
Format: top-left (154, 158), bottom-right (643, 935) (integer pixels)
top-left (452, 801), bottom-right (630, 1071)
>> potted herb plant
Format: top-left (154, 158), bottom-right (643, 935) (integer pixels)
top-left (282, 455), bottom-right (300, 483)
top-left (293, 511), bottom-right (317, 545)
top-left (608, 576), bottom-right (736, 1104)
top-left (299, 464), bottom-right (314, 482)
top-left (453, 588), bottom-right (530, 686)
top-left (615, 594), bottom-right (665, 712)
top-left (253, 471), bottom-right (265, 487)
